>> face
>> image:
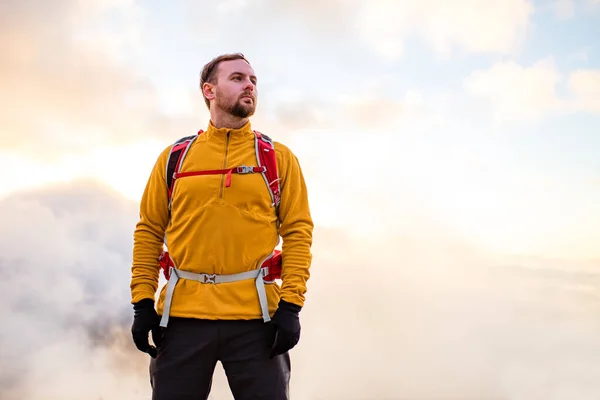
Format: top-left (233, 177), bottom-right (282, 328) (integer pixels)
top-left (206, 59), bottom-right (258, 118)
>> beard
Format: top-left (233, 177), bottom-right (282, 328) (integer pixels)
top-left (216, 92), bottom-right (256, 118)
top-left (229, 99), bottom-right (255, 118)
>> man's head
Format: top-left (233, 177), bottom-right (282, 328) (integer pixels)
top-left (200, 53), bottom-right (257, 119)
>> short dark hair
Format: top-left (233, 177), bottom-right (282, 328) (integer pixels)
top-left (199, 53), bottom-right (251, 109)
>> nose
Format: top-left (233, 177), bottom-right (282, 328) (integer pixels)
top-left (243, 78), bottom-right (255, 91)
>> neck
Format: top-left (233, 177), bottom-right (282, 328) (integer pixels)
top-left (209, 108), bottom-right (249, 130)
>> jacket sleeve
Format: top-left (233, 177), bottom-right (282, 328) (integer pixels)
top-left (130, 146), bottom-right (171, 304)
top-left (276, 144), bottom-right (314, 308)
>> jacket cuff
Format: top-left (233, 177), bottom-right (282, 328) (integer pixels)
top-left (278, 299), bottom-right (302, 314)
top-left (133, 298), bottom-right (155, 311)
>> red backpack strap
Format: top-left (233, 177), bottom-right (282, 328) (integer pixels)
top-left (160, 130), bottom-right (202, 280)
top-left (165, 130), bottom-right (202, 212)
top-left (253, 130), bottom-right (281, 209)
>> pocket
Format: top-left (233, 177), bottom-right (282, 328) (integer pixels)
top-left (264, 322), bottom-right (277, 348)
top-left (152, 326), bottom-right (166, 352)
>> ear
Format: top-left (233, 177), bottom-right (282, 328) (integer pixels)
top-left (202, 82), bottom-right (215, 102)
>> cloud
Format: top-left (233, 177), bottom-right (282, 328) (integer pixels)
top-left (356, 0), bottom-right (534, 59)
top-left (0, 0), bottom-right (203, 161)
top-left (465, 59), bottom-right (600, 121)
top-left (281, 105), bottom-right (600, 259)
top-left (464, 58), bottom-right (563, 122)
top-left (264, 90), bottom-right (432, 133)
top-left (568, 69), bottom-right (600, 113)
top-left (183, 0), bottom-right (534, 64)
top-left (0, 0), bottom-right (536, 169)
top-left (3, 180), bottom-right (600, 399)
top-left (331, 90), bottom-right (431, 130)
top-left (0, 179), bottom-right (148, 400)
top-left (258, 70), bottom-right (438, 134)
top-left (294, 234), bottom-right (600, 399)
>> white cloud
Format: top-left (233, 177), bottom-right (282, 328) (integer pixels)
top-left (568, 69), bottom-right (600, 113)
top-left (464, 58), bottom-right (563, 122)
top-left (3, 179), bottom-right (600, 399)
top-left (465, 58), bottom-right (600, 121)
top-left (356, 0), bottom-right (534, 59)
top-left (295, 244), bottom-right (600, 399)
top-left (0, 180), bottom-right (147, 399)
top-left (180, 0), bottom-right (534, 61)
top-left (0, 137), bottom-right (172, 203)
top-left (285, 119), bottom-right (600, 260)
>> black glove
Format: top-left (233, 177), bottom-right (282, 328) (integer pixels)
top-left (269, 300), bottom-right (302, 358)
top-left (131, 298), bottom-right (163, 358)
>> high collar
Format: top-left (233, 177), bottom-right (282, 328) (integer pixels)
top-left (201, 120), bottom-right (255, 142)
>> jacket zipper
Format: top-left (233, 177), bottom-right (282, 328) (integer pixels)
top-left (219, 132), bottom-right (230, 199)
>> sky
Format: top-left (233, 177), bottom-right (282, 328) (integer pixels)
top-left (1, 0), bottom-right (600, 399)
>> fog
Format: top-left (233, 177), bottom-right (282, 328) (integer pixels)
top-left (2, 180), bottom-right (600, 399)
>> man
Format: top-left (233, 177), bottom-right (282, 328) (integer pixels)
top-left (129, 53), bottom-right (314, 399)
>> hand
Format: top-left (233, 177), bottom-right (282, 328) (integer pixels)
top-left (131, 298), bottom-right (163, 358)
top-left (269, 300), bottom-right (302, 358)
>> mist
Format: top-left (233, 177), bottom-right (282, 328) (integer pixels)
top-left (0, 180), bottom-right (148, 399)
top-left (1, 180), bottom-right (600, 399)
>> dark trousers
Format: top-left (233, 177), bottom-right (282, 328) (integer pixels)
top-left (149, 317), bottom-right (291, 400)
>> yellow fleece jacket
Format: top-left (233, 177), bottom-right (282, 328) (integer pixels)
top-left (130, 121), bottom-right (314, 320)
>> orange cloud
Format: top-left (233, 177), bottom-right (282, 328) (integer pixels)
top-left (0, 1), bottom-right (201, 161)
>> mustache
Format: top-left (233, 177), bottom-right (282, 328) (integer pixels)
top-left (239, 92), bottom-right (254, 100)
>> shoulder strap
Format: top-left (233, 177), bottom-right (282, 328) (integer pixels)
top-left (165, 131), bottom-right (201, 209)
top-left (160, 132), bottom-right (200, 265)
top-left (165, 129), bottom-right (280, 212)
top-left (253, 130), bottom-right (281, 209)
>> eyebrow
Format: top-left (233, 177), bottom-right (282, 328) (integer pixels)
top-left (229, 72), bottom-right (257, 81)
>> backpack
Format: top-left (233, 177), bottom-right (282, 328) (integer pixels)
top-left (157, 129), bottom-right (282, 281)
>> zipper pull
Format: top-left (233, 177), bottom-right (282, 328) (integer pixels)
top-left (225, 169), bottom-right (233, 187)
